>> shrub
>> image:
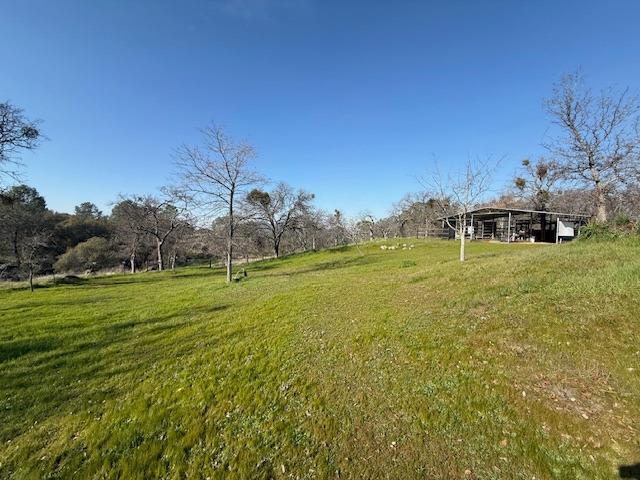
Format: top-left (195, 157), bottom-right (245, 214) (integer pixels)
top-left (54, 237), bottom-right (117, 273)
top-left (579, 222), bottom-right (618, 241)
top-left (613, 213), bottom-right (631, 226)
top-left (579, 218), bottom-right (640, 241)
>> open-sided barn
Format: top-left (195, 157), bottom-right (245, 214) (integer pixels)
top-left (431, 207), bottom-right (591, 243)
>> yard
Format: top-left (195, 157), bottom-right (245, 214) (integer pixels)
top-left (1, 239), bottom-right (639, 479)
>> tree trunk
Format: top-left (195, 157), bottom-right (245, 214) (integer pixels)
top-left (130, 251), bottom-right (136, 274)
top-left (170, 251), bottom-right (177, 270)
top-left (156, 240), bottom-right (164, 271)
top-left (459, 216), bottom-right (466, 262)
top-left (226, 236), bottom-right (233, 282)
top-left (29, 268), bottom-right (34, 292)
top-left (226, 195), bottom-right (234, 283)
top-left (595, 183), bottom-right (607, 222)
top-left (13, 230), bottom-right (20, 267)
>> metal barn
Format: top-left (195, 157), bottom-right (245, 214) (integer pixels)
top-left (431, 207), bottom-right (591, 243)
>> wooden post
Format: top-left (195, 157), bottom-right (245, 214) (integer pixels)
top-left (507, 212), bottom-right (512, 243)
top-left (556, 217), bottom-right (560, 244)
top-left (470, 214), bottom-right (474, 240)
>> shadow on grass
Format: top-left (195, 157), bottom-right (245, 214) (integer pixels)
top-left (619, 464), bottom-right (640, 479)
top-left (1, 303), bottom-right (230, 368)
top-left (258, 255), bottom-right (375, 278)
top-left (0, 295), bottom-right (115, 312)
top-left (247, 246), bottom-right (360, 273)
top-left (0, 337), bottom-right (63, 363)
top-left (0, 302), bottom-right (239, 441)
top-left (1, 267), bottom-right (226, 294)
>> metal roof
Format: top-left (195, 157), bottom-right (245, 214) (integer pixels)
top-left (438, 206), bottom-right (592, 220)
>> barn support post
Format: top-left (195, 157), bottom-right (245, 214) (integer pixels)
top-left (507, 211), bottom-right (512, 243)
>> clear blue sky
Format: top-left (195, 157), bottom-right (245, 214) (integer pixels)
top-left (2, 0), bottom-right (640, 217)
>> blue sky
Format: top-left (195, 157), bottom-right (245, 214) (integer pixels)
top-left (2, 0), bottom-right (640, 217)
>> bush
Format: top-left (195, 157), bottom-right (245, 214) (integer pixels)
top-left (579, 222), bottom-right (619, 241)
top-left (400, 260), bottom-right (417, 268)
top-left (613, 213), bottom-right (631, 226)
top-left (579, 219), bottom-right (640, 241)
top-left (54, 237), bottom-right (117, 273)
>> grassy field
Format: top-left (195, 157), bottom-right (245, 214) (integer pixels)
top-left (1, 238), bottom-right (639, 479)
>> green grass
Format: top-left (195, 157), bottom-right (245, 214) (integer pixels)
top-left (1, 239), bottom-right (639, 479)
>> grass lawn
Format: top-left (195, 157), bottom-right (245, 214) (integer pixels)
top-left (1, 238), bottom-right (639, 479)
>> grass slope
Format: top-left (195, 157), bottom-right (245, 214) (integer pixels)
top-left (1, 239), bottom-right (639, 479)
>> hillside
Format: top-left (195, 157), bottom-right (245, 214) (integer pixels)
top-left (1, 239), bottom-right (639, 479)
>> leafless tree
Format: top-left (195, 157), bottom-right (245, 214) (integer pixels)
top-left (246, 182), bottom-right (314, 258)
top-left (132, 192), bottom-right (189, 271)
top-left (423, 157), bottom-right (497, 261)
top-left (165, 224), bottom-right (195, 270)
top-left (547, 188), bottom-right (594, 216)
top-left (328, 209), bottom-right (347, 247)
top-left (544, 72), bottom-right (640, 222)
top-left (186, 227), bottom-right (220, 268)
top-left (357, 211), bottom-right (376, 241)
top-left (393, 191), bottom-right (439, 238)
top-left (0, 101), bottom-right (41, 185)
top-left (482, 192), bottom-right (527, 210)
top-left (19, 227), bottom-right (52, 292)
top-left (513, 157), bottom-right (560, 241)
top-left (514, 157), bottom-right (559, 211)
top-left (291, 208), bottom-right (325, 252)
top-left (175, 125), bottom-right (262, 282)
top-left (375, 216), bottom-right (397, 239)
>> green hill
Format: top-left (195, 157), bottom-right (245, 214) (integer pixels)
top-left (1, 239), bottom-right (639, 479)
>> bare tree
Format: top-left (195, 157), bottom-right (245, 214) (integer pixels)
top-left (292, 208), bottom-right (326, 251)
top-left (393, 191), bottom-right (439, 238)
top-left (514, 157), bottom-right (559, 211)
top-left (246, 182), bottom-right (314, 258)
top-left (547, 188), bottom-right (594, 216)
top-left (544, 72), bottom-right (640, 222)
top-left (187, 227), bottom-right (220, 268)
top-left (514, 157), bottom-right (560, 241)
top-left (136, 193), bottom-right (189, 272)
top-left (375, 216), bottom-right (398, 239)
top-left (176, 125), bottom-right (262, 282)
top-left (354, 211), bottom-right (376, 241)
top-left (20, 229), bottom-right (52, 292)
top-left (0, 101), bottom-right (41, 185)
top-left (328, 209), bottom-right (347, 247)
top-left (423, 157), bottom-right (496, 262)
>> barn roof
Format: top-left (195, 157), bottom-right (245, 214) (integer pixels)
top-left (438, 206), bottom-right (591, 220)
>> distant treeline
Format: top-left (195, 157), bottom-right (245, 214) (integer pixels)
top-left (2, 70), bottom-right (640, 284)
